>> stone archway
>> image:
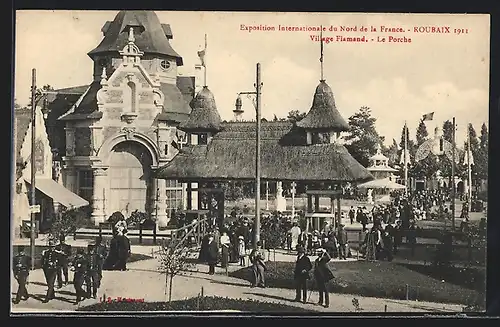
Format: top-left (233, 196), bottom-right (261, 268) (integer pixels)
top-left (107, 141), bottom-right (154, 216)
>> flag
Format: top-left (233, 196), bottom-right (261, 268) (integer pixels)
top-left (319, 26), bottom-right (324, 63)
top-left (422, 112), bottom-right (434, 121)
top-left (197, 34), bottom-right (207, 67)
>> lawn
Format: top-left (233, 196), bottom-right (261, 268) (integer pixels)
top-left (229, 260), bottom-right (485, 308)
top-left (78, 295), bottom-right (316, 312)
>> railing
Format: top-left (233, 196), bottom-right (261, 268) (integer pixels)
top-left (164, 217), bottom-right (210, 250)
top-left (73, 221), bottom-right (159, 245)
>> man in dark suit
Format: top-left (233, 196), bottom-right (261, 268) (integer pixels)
top-left (72, 248), bottom-right (89, 304)
top-left (94, 236), bottom-right (107, 287)
top-left (314, 249), bottom-right (334, 308)
top-left (55, 234), bottom-right (72, 288)
top-left (293, 245), bottom-right (312, 303)
top-left (86, 245), bottom-right (100, 299)
top-left (12, 246), bottom-right (31, 304)
top-left (41, 241), bottom-right (64, 303)
top-left (337, 224), bottom-right (348, 260)
top-left (206, 234), bottom-right (219, 275)
top-left (349, 207), bottom-right (355, 225)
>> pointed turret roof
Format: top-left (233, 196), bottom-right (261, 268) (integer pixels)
top-left (296, 80), bottom-right (349, 131)
top-left (88, 11), bottom-right (183, 66)
top-left (178, 86), bottom-right (222, 133)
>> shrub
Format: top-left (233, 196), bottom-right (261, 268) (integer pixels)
top-left (78, 296), bottom-right (316, 312)
top-left (47, 207), bottom-right (89, 244)
top-left (126, 210), bottom-right (148, 228)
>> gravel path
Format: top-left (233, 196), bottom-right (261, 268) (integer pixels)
top-left (11, 255), bottom-right (464, 314)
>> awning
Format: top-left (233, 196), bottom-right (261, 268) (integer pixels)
top-left (24, 177), bottom-right (89, 208)
top-left (357, 177), bottom-right (406, 190)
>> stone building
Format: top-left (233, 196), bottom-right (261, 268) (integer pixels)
top-left (44, 11), bottom-right (198, 227)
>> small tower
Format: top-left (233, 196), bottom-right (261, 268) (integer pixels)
top-left (178, 86), bottom-right (222, 145)
top-left (296, 80), bottom-right (350, 145)
top-left (233, 95), bottom-right (244, 122)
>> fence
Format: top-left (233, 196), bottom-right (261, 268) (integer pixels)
top-left (73, 221), bottom-right (158, 245)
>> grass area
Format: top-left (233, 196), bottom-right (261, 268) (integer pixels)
top-left (12, 245), bottom-right (152, 269)
top-left (229, 260), bottom-right (485, 308)
top-left (78, 295), bottom-right (316, 312)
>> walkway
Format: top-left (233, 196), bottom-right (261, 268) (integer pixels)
top-left (11, 254), bottom-right (464, 314)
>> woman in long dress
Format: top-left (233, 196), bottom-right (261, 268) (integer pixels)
top-left (290, 223), bottom-right (301, 251)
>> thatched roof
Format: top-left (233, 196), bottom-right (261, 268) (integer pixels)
top-left (296, 80), bottom-right (350, 131)
top-left (88, 11), bottom-right (183, 66)
top-left (155, 121), bottom-right (373, 182)
top-left (14, 107), bottom-right (32, 164)
top-left (178, 86), bottom-right (221, 132)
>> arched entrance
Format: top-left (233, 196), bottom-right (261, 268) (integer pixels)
top-left (107, 141), bottom-right (153, 216)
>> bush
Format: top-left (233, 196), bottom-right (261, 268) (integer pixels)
top-left (229, 260), bottom-right (484, 307)
top-left (78, 296), bottom-right (316, 312)
top-left (47, 207), bottom-right (89, 244)
top-left (126, 210), bottom-right (148, 229)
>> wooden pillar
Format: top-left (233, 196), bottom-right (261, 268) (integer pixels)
top-left (336, 195), bottom-right (342, 232)
top-left (187, 183), bottom-right (192, 210)
top-left (307, 194), bottom-right (313, 213)
top-left (314, 195), bottom-right (320, 212)
top-left (330, 196), bottom-right (336, 230)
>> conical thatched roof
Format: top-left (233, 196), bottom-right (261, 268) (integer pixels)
top-left (155, 121), bottom-right (373, 182)
top-left (296, 80), bottom-right (349, 131)
top-left (178, 86), bottom-right (222, 133)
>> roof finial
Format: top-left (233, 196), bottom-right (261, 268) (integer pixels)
top-left (101, 67), bottom-right (107, 79)
top-left (128, 27), bottom-right (135, 43)
top-left (197, 34), bottom-right (208, 87)
top-left (319, 26), bottom-right (324, 81)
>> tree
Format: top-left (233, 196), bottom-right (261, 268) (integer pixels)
top-left (465, 124), bottom-right (481, 189)
top-left (476, 123), bottom-right (488, 180)
top-left (47, 207), bottom-right (89, 244)
top-left (157, 238), bottom-right (196, 303)
top-left (439, 120), bottom-right (455, 179)
top-left (344, 106), bottom-right (384, 167)
top-left (415, 120), bottom-right (429, 146)
top-left (260, 215), bottom-right (284, 267)
top-left (286, 110), bottom-right (306, 123)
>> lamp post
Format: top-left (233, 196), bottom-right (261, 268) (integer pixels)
top-left (28, 69), bottom-right (51, 270)
top-left (234, 63), bottom-right (263, 249)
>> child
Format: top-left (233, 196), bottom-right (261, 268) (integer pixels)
top-left (237, 235), bottom-right (246, 266)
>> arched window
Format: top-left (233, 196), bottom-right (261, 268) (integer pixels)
top-left (127, 81), bottom-right (137, 112)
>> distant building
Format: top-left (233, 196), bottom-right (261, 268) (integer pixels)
top-left (366, 145), bottom-right (398, 180)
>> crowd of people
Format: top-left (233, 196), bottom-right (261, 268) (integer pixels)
top-left (12, 215), bottom-right (132, 305)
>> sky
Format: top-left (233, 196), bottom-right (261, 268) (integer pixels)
top-left (14, 11), bottom-right (490, 146)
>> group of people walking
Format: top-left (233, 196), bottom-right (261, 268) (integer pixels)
top-left (12, 235), bottom-right (108, 304)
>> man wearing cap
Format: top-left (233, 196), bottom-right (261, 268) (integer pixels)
top-left (41, 240), bottom-right (63, 302)
top-left (293, 245), bottom-right (312, 303)
top-left (12, 246), bottom-right (31, 304)
top-left (94, 236), bottom-right (107, 286)
top-left (55, 234), bottom-right (72, 288)
top-left (72, 248), bottom-right (89, 304)
top-left (86, 244), bottom-right (100, 299)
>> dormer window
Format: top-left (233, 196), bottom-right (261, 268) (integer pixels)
top-left (198, 133), bottom-right (208, 145)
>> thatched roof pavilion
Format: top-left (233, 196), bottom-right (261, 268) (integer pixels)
top-left (154, 120), bottom-right (373, 182)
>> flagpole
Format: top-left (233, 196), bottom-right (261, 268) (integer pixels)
top-left (204, 34), bottom-right (207, 87)
top-left (467, 125), bottom-right (472, 202)
top-left (451, 117), bottom-right (456, 230)
top-left (320, 26), bottom-right (324, 80)
top-left (404, 121), bottom-right (408, 196)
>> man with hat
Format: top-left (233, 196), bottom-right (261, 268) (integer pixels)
top-left (86, 244), bottom-right (100, 299)
top-left (206, 233), bottom-right (219, 275)
top-left (249, 241), bottom-right (266, 288)
top-left (337, 224), bottom-right (348, 260)
top-left (293, 245), bottom-right (312, 303)
top-left (55, 233), bottom-right (72, 288)
top-left (72, 248), bottom-right (89, 304)
top-left (12, 246), bottom-right (31, 304)
top-left (41, 240), bottom-right (64, 302)
top-left (313, 248), bottom-right (334, 308)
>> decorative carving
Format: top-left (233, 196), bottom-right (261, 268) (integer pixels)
top-left (152, 88), bottom-right (164, 108)
top-left (121, 127), bottom-right (136, 140)
top-left (139, 91), bottom-right (154, 104)
top-left (107, 90), bottom-right (123, 103)
top-left (93, 168), bottom-right (107, 177)
top-left (96, 88), bottom-right (108, 105)
top-left (121, 112), bottom-right (138, 124)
